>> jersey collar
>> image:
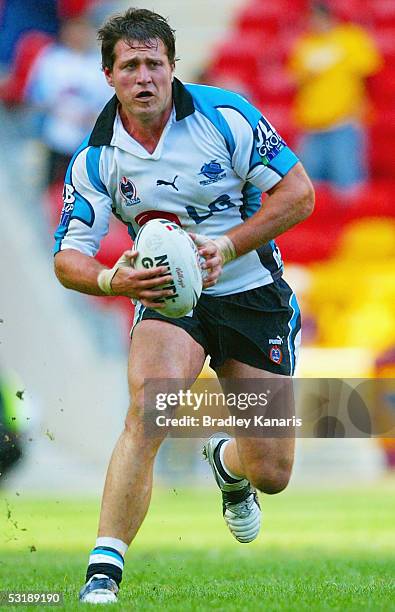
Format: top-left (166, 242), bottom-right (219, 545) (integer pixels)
top-left (88, 77), bottom-right (194, 146)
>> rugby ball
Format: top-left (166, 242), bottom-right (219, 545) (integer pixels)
top-left (133, 219), bottom-right (203, 318)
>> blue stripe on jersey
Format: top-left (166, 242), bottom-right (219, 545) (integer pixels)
top-left (54, 137), bottom-right (94, 254)
top-left (86, 146), bottom-right (108, 196)
top-left (185, 84), bottom-right (238, 156)
top-left (54, 192), bottom-right (95, 253)
top-left (64, 136), bottom-right (90, 185)
top-left (214, 102), bottom-right (263, 172)
top-left (127, 224), bottom-right (136, 240)
top-left (240, 183), bottom-right (283, 280)
top-left (287, 293), bottom-right (300, 375)
top-left (240, 182), bottom-right (262, 220)
top-left (111, 208), bottom-right (136, 241)
top-left (266, 146), bottom-right (299, 177)
top-left (256, 241), bottom-right (283, 280)
top-left (70, 192), bottom-right (95, 226)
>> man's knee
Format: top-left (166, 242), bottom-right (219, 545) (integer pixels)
top-left (246, 460), bottom-right (292, 495)
top-left (123, 389), bottom-right (166, 456)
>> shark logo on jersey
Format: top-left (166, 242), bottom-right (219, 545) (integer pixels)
top-left (60, 184), bottom-right (75, 225)
top-left (119, 176), bottom-right (141, 205)
top-left (198, 160), bottom-right (226, 185)
top-left (256, 117), bottom-right (285, 164)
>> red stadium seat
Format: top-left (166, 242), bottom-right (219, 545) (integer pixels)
top-left (207, 35), bottom-right (263, 85)
top-left (254, 62), bottom-right (295, 106)
top-left (368, 111), bottom-right (395, 179)
top-left (276, 221), bottom-right (342, 264)
top-left (57, 0), bottom-right (99, 18)
top-left (339, 181), bottom-right (395, 221)
top-left (236, 3), bottom-right (283, 36)
top-left (329, 0), bottom-right (371, 23)
top-left (367, 0), bottom-right (395, 27)
top-left (368, 66), bottom-right (395, 105)
top-left (371, 28), bottom-right (395, 62)
top-left (237, 0), bottom-right (305, 36)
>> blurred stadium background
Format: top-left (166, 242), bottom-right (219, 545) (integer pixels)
top-left (0, 0), bottom-right (394, 498)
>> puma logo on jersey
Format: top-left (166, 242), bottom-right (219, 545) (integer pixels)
top-left (156, 175), bottom-right (179, 191)
top-left (269, 336), bottom-right (284, 345)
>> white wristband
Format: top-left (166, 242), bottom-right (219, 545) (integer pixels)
top-left (214, 235), bottom-right (237, 265)
top-left (97, 252), bottom-right (133, 295)
top-left (97, 268), bottom-right (117, 295)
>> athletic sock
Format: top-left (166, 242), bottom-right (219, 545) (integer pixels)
top-left (213, 439), bottom-right (244, 484)
top-left (86, 537), bottom-right (128, 587)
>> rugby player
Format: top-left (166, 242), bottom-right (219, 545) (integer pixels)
top-left (53, 8), bottom-right (314, 604)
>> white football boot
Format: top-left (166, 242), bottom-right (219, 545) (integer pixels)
top-left (79, 574), bottom-right (118, 604)
top-left (203, 433), bottom-right (261, 543)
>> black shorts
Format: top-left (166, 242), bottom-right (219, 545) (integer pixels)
top-left (132, 278), bottom-right (301, 376)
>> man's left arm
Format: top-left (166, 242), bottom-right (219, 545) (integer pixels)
top-left (226, 161), bottom-right (314, 258)
top-left (196, 162), bottom-right (314, 286)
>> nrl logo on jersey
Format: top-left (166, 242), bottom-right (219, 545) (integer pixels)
top-left (198, 159), bottom-right (226, 185)
top-left (119, 176), bottom-right (141, 205)
top-left (255, 117), bottom-right (285, 164)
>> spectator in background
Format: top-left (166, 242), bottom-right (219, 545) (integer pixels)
top-left (0, 0), bottom-right (99, 71)
top-left (288, 1), bottom-right (381, 199)
top-left (0, 0), bottom-right (58, 71)
top-left (25, 15), bottom-right (112, 185)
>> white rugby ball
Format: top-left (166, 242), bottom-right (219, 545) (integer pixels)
top-left (133, 219), bottom-right (203, 318)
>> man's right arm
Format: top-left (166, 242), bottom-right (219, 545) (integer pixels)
top-left (54, 147), bottom-right (174, 307)
top-left (55, 249), bottom-right (109, 296)
top-left (54, 248), bottom-right (174, 307)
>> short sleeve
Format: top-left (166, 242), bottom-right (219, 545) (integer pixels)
top-left (54, 143), bottom-right (113, 256)
top-left (217, 105), bottom-right (299, 192)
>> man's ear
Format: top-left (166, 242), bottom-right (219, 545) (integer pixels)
top-left (104, 67), bottom-right (114, 87)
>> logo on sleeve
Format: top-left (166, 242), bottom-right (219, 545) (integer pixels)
top-left (60, 184), bottom-right (75, 226)
top-left (198, 160), bottom-right (226, 185)
top-left (119, 176), bottom-right (141, 205)
top-left (256, 117), bottom-right (285, 164)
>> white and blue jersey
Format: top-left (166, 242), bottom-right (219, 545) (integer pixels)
top-left (54, 78), bottom-right (299, 296)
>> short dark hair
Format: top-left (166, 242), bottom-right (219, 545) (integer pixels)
top-left (98, 8), bottom-right (176, 71)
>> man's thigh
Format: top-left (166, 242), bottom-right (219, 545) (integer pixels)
top-left (216, 359), bottom-right (295, 473)
top-left (128, 319), bottom-right (206, 418)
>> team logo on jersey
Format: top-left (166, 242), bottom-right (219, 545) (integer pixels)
top-left (60, 184), bottom-right (75, 225)
top-left (198, 160), bottom-right (226, 185)
top-left (255, 117), bottom-right (285, 164)
top-left (119, 176), bottom-right (141, 205)
top-left (269, 346), bottom-right (283, 364)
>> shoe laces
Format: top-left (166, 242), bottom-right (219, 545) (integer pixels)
top-left (227, 493), bottom-right (256, 518)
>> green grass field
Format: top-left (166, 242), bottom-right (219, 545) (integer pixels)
top-left (1, 480), bottom-right (394, 611)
